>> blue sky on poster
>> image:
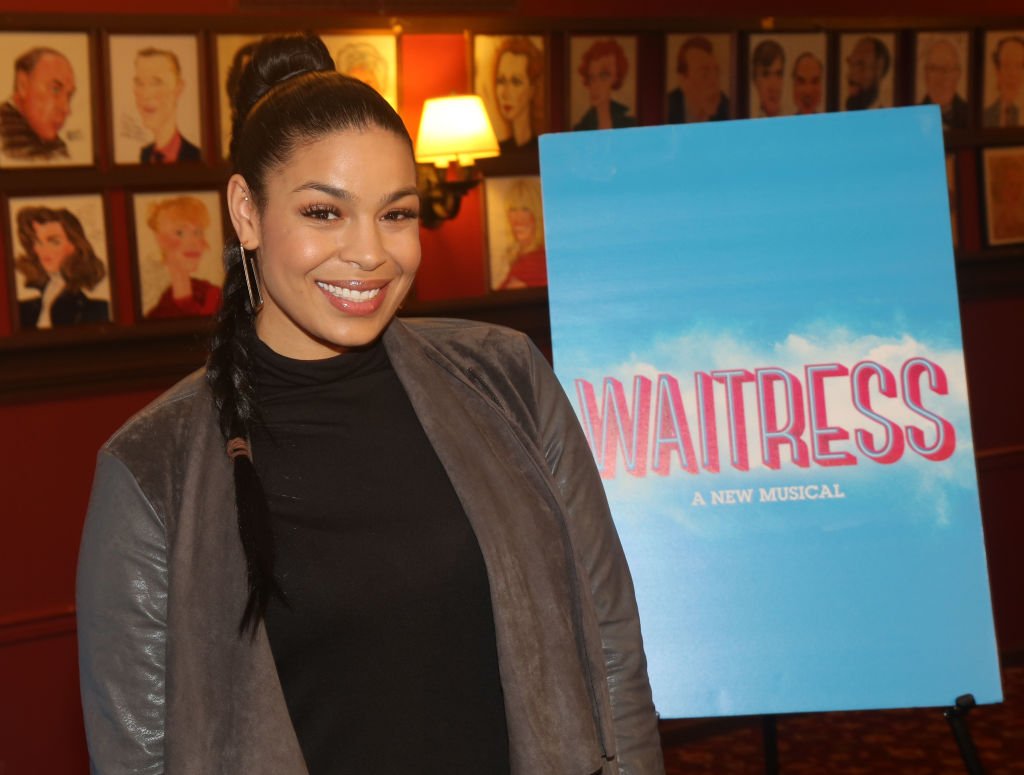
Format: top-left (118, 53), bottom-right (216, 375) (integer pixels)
top-left (540, 107), bottom-right (1002, 717)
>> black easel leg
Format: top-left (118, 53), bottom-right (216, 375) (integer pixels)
top-left (944, 694), bottom-right (986, 775)
top-left (762, 714), bottom-right (779, 775)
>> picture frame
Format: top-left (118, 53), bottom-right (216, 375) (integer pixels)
top-left (5, 192), bottom-right (113, 333)
top-left (484, 175), bottom-right (546, 291)
top-left (473, 33), bottom-right (548, 158)
top-left (981, 145), bottom-right (1024, 247)
top-left (838, 31), bottom-right (898, 112)
top-left (664, 33), bottom-right (735, 124)
top-left (0, 31), bottom-right (95, 168)
top-left (129, 189), bottom-right (226, 320)
top-left (320, 32), bottom-right (399, 110)
top-left (946, 152), bottom-right (959, 250)
top-left (106, 33), bottom-right (205, 166)
top-left (981, 30), bottom-right (1024, 129)
top-left (214, 33), bottom-right (263, 161)
top-left (567, 34), bottom-right (638, 132)
top-left (914, 31), bottom-right (971, 131)
top-left (747, 32), bottom-right (828, 118)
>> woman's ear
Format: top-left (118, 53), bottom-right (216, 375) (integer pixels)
top-left (226, 174), bottom-right (259, 250)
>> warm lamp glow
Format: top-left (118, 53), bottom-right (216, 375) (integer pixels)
top-left (415, 95), bottom-right (500, 167)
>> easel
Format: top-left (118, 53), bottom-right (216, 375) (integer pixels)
top-left (757, 693), bottom-right (986, 774)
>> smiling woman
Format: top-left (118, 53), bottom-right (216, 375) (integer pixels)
top-left (76, 32), bottom-right (664, 775)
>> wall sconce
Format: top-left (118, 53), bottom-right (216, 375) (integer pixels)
top-left (415, 95), bottom-right (500, 229)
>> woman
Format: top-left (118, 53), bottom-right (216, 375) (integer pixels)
top-left (498, 178), bottom-right (547, 290)
top-left (573, 39), bottom-right (637, 131)
top-left (145, 195), bottom-right (222, 319)
top-left (15, 206), bottom-right (109, 330)
top-left (491, 36), bottom-right (544, 154)
top-left (77, 34), bottom-right (663, 775)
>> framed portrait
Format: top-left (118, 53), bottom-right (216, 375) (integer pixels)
top-left (214, 33), bottom-right (263, 160)
top-left (747, 32), bottom-right (828, 118)
top-left (484, 175), bottom-right (546, 291)
top-left (107, 34), bottom-right (204, 165)
top-left (129, 189), bottom-right (225, 320)
top-left (320, 33), bottom-right (398, 110)
top-left (664, 33), bottom-right (734, 124)
top-left (473, 34), bottom-right (547, 157)
top-left (946, 153), bottom-right (959, 250)
top-left (981, 31), bottom-right (1024, 129)
top-left (838, 32), bottom-right (898, 112)
top-left (914, 31), bottom-right (971, 131)
top-left (0, 31), bottom-right (94, 168)
top-left (568, 35), bottom-right (638, 132)
top-left (5, 192), bottom-right (113, 332)
top-left (981, 145), bottom-right (1024, 247)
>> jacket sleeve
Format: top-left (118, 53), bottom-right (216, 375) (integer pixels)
top-left (76, 451), bottom-right (167, 774)
top-left (527, 343), bottom-right (666, 775)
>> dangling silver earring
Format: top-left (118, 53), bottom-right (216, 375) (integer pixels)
top-left (239, 242), bottom-right (263, 312)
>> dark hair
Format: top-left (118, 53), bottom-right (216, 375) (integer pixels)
top-left (13, 47), bottom-right (67, 80)
top-left (752, 40), bottom-right (785, 77)
top-left (860, 36), bottom-right (891, 79)
top-left (15, 206), bottom-right (106, 293)
top-left (677, 36), bottom-right (713, 76)
top-left (206, 32), bottom-right (414, 636)
top-left (993, 35), bottom-right (1024, 68)
top-left (578, 38), bottom-right (629, 91)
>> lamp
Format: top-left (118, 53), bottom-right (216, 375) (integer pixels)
top-left (415, 95), bottom-right (500, 228)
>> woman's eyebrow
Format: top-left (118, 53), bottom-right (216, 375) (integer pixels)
top-left (293, 181), bottom-right (353, 200)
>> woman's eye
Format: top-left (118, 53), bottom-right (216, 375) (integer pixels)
top-left (383, 208), bottom-right (419, 223)
top-left (302, 204), bottom-right (340, 221)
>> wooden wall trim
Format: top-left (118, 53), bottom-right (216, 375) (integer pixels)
top-left (0, 606), bottom-right (77, 647)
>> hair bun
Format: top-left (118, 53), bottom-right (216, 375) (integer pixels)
top-left (233, 33), bottom-right (334, 128)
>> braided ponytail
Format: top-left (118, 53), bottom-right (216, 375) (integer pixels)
top-left (206, 32), bottom-right (414, 636)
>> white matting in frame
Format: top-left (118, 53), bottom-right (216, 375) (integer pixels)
top-left (215, 33), bottom-right (263, 160)
top-left (568, 35), bottom-right (638, 132)
top-left (0, 31), bottom-right (94, 168)
top-left (748, 33), bottom-right (828, 118)
top-left (6, 192), bottom-right (112, 330)
top-left (108, 34), bottom-right (203, 165)
top-left (131, 189), bottom-right (225, 320)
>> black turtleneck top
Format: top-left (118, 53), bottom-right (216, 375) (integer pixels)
top-left (251, 337), bottom-right (510, 774)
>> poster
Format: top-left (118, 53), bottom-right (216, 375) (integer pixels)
top-left (539, 106), bottom-right (1002, 718)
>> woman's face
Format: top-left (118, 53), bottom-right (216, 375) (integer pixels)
top-left (240, 127), bottom-right (421, 360)
top-left (586, 53), bottom-right (617, 105)
top-left (495, 52), bottom-right (532, 124)
top-left (507, 206), bottom-right (536, 249)
top-left (155, 211), bottom-right (209, 275)
top-left (32, 221), bottom-right (76, 274)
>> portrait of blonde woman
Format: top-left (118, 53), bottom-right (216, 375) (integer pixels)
top-left (487, 176), bottom-right (547, 290)
top-left (131, 190), bottom-right (224, 319)
top-left (474, 35), bottom-right (546, 155)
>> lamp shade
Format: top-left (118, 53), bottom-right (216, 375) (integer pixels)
top-left (415, 95), bottom-right (500, 167)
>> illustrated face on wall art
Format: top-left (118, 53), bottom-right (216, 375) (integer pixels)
top-left (215, 33), bottom-right (262, 160)
top-left (915, 31), bottom-right (970, 131)
top-left (664, 33), bottom-right (734, 124)
top-left (320, 33), bottom-right (398, 109)
top-left (0, 31), bottom-right (94, 168)
top-left (982, 30), bottom-right (1024, 128)
top-left (748, 33), bottom-right (828, 118)
top-left (568, 35), bottom-right (638, 132)
top-left (108, 34), bottom-right (204, 165)
top-left (131, 189), bottom-right (225, 319)
top-left (484, 175), bottom-right (546, 291)
top-left (839, 32), bottom-right (897, 112)
top-left (474, 34), bottom-right (547, 156)
top-left (6, 193), bottom-right (111, 331)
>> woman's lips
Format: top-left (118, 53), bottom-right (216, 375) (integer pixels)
top-left (315, 279), bottom-right (389, 316)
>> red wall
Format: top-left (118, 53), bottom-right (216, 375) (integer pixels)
top-left (1, 2), bottom-right (1022, 773)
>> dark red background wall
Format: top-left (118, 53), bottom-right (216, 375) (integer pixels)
top-left (1, 2), bottom-right (1022, 773)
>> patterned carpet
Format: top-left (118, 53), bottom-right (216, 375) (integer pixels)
top-left (660, 659), bottom-right (1023, 774)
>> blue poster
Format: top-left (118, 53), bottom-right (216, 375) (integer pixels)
top-left (539, 107), bottom-right (1002, 718)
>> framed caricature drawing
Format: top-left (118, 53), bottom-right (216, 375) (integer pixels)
top-left (214, 33), bottom-right (262, 160)
top-left (130, 189), bottom-right (225, 320)
top-left (473, 34), bottom-right (547, 157)
top-left (107, 34), bottom-right (204, 165)
top-left (0, 31), bottom-right (94, 168)
top-left (320, 33), bottom-right (398, 109)
top-left (839, 32), bottom-right (898, 111)
top-left (748, 33), bottom-right (827, 118)
top-left (914, 31), bottom-right (970, 131)
top-left (568, 35), bottom-right (638, 132)
top-left (981, 31), bottom-right (1024, 129)
top-left (982, 146), bottom-right (1024, 247)
top-left (5, 192), bottom-right (112, 332)
top-left (484, 175), bottom-right (546, 291)
top-left (664, 33), bottom-right (734, 124)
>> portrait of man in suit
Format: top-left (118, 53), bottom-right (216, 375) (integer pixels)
top-left (132, 47), bottom-right (200, 163)
top-left (1, 47), bottom-right (75, 161)
top-left (983, 35), bottom-right (1024, 128)
top-left (844, 35), bottom-right (891, 111)
top-left (918, 35), bottom-right (969, 130)
top-left (792, 52), bottom-right (824, 115)
top-left (666, 35), bottom-right (730, 124)
top-left (751, 39), bottom-right (785, 118)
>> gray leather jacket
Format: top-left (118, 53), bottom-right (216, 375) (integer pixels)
top-left (77, 318), bottom-right (665, 775)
